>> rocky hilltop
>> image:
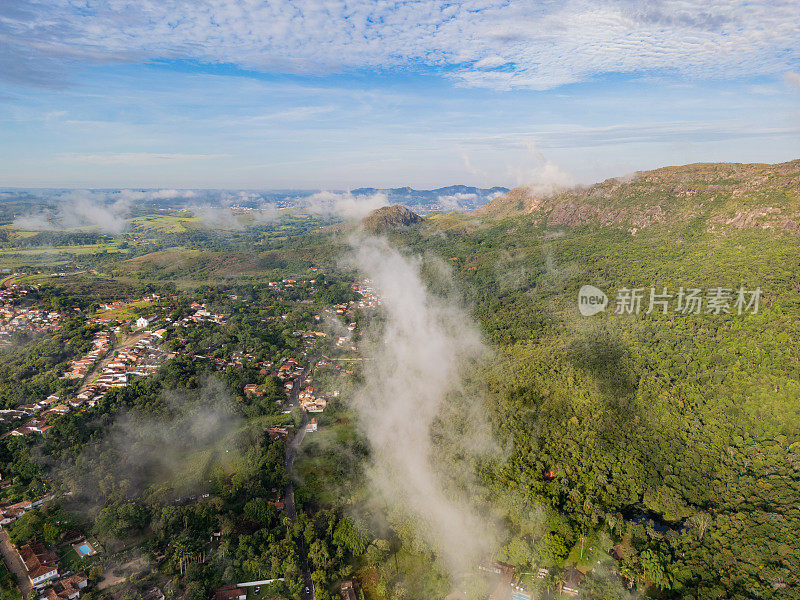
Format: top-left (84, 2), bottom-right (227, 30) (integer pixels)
top-left (362, 205), bottom-right (423, 232)
top-left (477, 160), bottom-right (800, 234)
top-left (361, 204), bottom-right (423, 232)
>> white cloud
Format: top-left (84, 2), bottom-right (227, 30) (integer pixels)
top-left (437, 192), bottom-right (478, 212)
top-left (190, 205), bottom-right (244, 230)
top-left (505, 140), bottom-right (574, 189)
top-left (301, 191), bottom-right (388, 219)
top-left (57, 152), bottom-right (227, 165)
top-left (3, 1), bottom-right (799, 90)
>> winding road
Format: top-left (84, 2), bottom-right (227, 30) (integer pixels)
top-left (282, 364), bottom-right (316, 600)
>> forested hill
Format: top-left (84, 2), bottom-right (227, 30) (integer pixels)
top-left (477, 160), bottom-right (800, 233)
top-left (406, 160), bottom-right (800, 599)
top-left (362, 205), bottom-right (423, 232)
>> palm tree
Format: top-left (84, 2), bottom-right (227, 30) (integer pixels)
top-left (553, 573), bottom-right (567, 596)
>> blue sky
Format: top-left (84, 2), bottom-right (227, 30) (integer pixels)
top-left (1, 1), bottom-right (799, 189)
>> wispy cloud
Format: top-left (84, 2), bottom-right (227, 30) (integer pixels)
top-left (57, 152), bottom-right (228, 165)
top-left (3, 1), bottom-right (798, 90)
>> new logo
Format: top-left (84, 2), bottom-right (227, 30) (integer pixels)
top-left (578, 285), bottom-right (608, 316)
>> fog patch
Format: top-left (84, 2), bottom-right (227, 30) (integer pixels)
top-left (251, 202), bottom-right (282, 223)
top-left (13, 190), bottom-right (132, 233)
top-left (344, 234), bottom-right (499, 576)
top-left (509, 141), bottom-right (573, 194)
top-left (437, 192), bottom-right (478, 212)
top-left (118, 189), bottom-right (196, 202)
top-left (190, 204), bottom-right (244, 230)
top-left (53, 377), bottom-right (245, 511)
top-left (302, 191), bottom-right (387, 219)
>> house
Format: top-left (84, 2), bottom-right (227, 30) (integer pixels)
top-left (0, 498), bottom-right (35, 524)
top-left (142, 588), bottom-right (165, 600)
top-left (562, 568), bottom-right (584, 597)
top-left (26, 419), bottom-right (49, 432)
top-left (341, 580), bottom-right (358, 600)
top-left (37, 395), bottom-right (60, 409)
top-left (213, 586), bottom-right (246, 600)
top-left (18, 540), bottom-right (59, 587)
top-left (41, 572), bottom-right (88, 600)
top-left (29, 564), bottom-right (59, 589)
top-left (305, 418), bottom-right (318, 433)
top-left (266, 425), bottom-right (290, 440)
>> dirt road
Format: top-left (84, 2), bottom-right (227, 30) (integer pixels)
top-left (0, 528), bottom-right (30, 597)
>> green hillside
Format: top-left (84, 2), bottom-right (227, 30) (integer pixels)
top-left (477, 160), bottom-right (800, 235)
top-left (392, 161), bottom-right (800, 599)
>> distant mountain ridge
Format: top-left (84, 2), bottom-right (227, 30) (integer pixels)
top-left (351, 185), bottom-right (508, 213)
top-left (477, 160), bottom-right (800, 234)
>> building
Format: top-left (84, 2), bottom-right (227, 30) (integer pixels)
top-left (562, 568), bottom-right (585, 597)
top-left (136, 315), bottom-right (156, 328)
top-left (40, 572), bottom-right (88, 600)
top-left (213, 586), bottom-right (246, 600)
top-left (305, 418), bottom-right (318, 433)
top-left (341, 580), bottom-right (358, 600)
top-left (18, 540), bottom-right (59, 588)
top-left (266, 425), bottom-right (290, 440)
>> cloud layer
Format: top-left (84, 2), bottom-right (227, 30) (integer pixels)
top-left (2, 1), bottom-right (799, 90)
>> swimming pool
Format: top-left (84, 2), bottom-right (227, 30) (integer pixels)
top-left (76, 543), bottom-right (93, 557)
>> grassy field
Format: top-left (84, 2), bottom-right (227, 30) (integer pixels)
top-left (0, 254), bottom-right (72, 269)
top-left (95, 299), bottom-right (154, 321)
top-left (129, 214), bottom-right (200, 233)
top-left (0, 241), bottom-right (126, 256)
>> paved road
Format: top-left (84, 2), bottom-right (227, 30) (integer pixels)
top-left (0, 528), bottom-right (30, 597)
top-left (76, 329), bottom-right (153, 395)
top-left (282, 364), bottom-right (316, 600)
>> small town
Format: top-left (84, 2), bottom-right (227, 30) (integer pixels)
top-left (0, 286), bottom-right (66, 350)
top-left (0, 274), bottom-right (388, 600)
